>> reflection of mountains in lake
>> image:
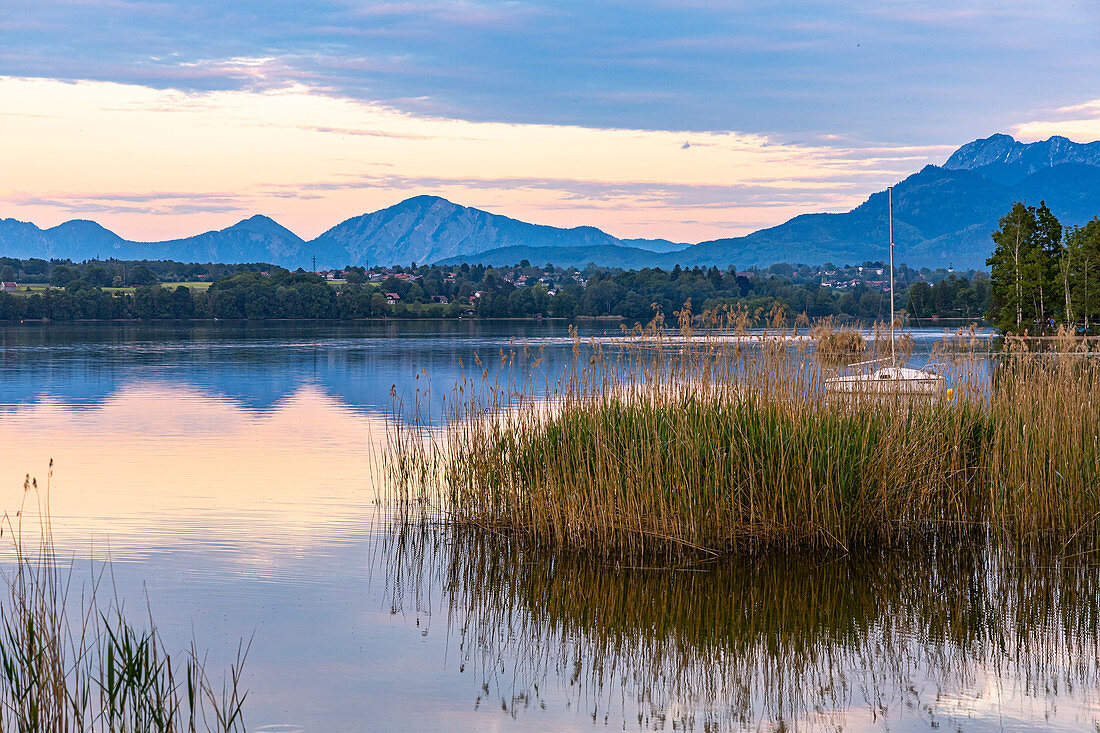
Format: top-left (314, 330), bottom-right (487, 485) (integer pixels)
top-left (0, 322), bottom-right (575, 413)
top-left (387, 528), bottom-right (1100, 730)
top-left (0, 323), bottom-right (979, 415)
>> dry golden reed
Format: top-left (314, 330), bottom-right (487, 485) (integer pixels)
top-left (808, 318), bottom-right (866, 363)
top-left (390, 306), bottom-right (1100, 557)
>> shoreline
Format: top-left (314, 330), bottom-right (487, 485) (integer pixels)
top-left (0, 315), bottom-right (995, 327)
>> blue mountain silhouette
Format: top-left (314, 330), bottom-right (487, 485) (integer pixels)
top-left (3, 134), bottom-right (1099, 270)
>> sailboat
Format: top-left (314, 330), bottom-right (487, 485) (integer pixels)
top-left (824, 187), bottom-right (946, 395)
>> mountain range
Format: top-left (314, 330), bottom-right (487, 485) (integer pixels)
top-left (3, 133), bottom-right (1099, 271)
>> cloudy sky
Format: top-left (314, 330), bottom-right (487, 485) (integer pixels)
top-left (2, 1), bottom-right (1098, 242)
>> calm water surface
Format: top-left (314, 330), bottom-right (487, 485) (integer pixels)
top-left (0, 322), bottom-right (1095, 732)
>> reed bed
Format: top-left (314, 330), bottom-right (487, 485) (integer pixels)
top-left (808, 318), bottom-right (865, 363)
top-left (390, 307), bottom-right (1100, 556)
top-left (0, 468), bottom-right (248, 732)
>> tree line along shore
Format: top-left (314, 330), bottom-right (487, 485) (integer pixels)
top-left (0, 257), bottom-right (986, 324)
top-left (987, 201), bottom-right (1100, 333)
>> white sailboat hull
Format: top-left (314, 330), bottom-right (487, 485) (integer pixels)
top-left (824, 367), bottom-right (945, 395)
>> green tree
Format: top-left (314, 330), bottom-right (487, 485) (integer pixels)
top-left (49, 265), bottom-right (77, 287)
top-left (906, 281), bottom-right (932, 318)
top-left (987, 202), bottom-right (1040, 333)
top-left (83, 264), bottom-right (113, 287)
top-left (1067, 218), bottom-right (1100, 331)
top-left (126, 265), bottom-right (158, 286)
top-left (1033, 201), bottom-right (1062, 325)
top-left (1060, 227), bottom-right (1077, 324)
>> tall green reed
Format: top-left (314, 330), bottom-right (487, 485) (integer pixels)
top-left (389, 306), bottom-right (1100, 556)
top-left (0, 464), bottom-right (248, 732)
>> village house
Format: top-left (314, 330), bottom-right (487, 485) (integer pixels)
top-left (1, 282), bottom-right (18, 293)
top-left (386, 292), bottom-right (401, 305)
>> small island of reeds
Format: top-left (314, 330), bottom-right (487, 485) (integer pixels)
top-left (389, 307), bottom-right (1100, 556)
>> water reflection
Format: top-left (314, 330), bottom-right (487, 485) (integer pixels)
top-left (0, 321), bottom-right (577, 413)
top-left (387, 526), bottom-right (1100, 731)
top-left (0, 383), bottom-right (389, 559)
top-left (0, 322), bottom-right (989, 415)
top-left (0, 321), bottom-right (1049, 732)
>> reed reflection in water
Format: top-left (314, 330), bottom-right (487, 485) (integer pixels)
top-left (385, 525), bottom-right (1100, 731)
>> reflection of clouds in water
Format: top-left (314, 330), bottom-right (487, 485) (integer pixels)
top-left (384, 526), bottom-right (1100, 731)
top-left (0, 383), bottom-right (391, 560)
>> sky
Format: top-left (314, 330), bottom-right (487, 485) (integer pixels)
top-left (2, 0), bottom-right (1099, 243)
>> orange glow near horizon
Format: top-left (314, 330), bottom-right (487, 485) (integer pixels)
top-left (0, 76), bottom-right (957, 244)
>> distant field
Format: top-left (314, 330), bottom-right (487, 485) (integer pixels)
top-left (11, 282), bottom-right (214, 294)
top-left (6, 280), bottom-right (363, 295)
top-left (164, 281), bottom-right (213, 290)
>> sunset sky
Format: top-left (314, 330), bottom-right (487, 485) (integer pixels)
top-left (2, 1), bottom-right (1099, 243)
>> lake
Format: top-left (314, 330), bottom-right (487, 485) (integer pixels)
top-left (1, 322), bottom-right (1096, 732)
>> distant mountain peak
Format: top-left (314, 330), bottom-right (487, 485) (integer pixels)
top-left (945, 134), bottom-right (1100, 181)
top-left (310, 195), bottom-right (624, 266)
top-left (403, 194), bottom-right (450, 204)
top-left (225, 214), bottom-right (302, 240)
top-left (385, 194), bottom-right (456, 211)
top-left (47, 219), bottom-right (120, 235)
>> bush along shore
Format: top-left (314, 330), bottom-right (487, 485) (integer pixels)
top-left (388, 305), bottom-right (1100, 557)
top-left (0, 468), bottom-right (248, 731)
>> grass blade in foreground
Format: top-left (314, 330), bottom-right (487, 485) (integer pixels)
top-left (0, 465), bottom-right (249, 732)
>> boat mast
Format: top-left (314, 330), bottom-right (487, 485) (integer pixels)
top-left (889, 186), bottom-right (896, 365)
